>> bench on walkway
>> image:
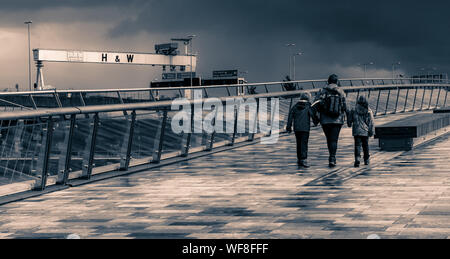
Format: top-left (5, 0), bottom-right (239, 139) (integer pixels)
top-left (434, 107), bottom-right (450, 114)
top-left (375, 112), bottom-right (450, 151)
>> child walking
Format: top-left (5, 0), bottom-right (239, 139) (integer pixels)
top-left (286, 93), bottom-right (318, 168)
top-left (347, 96), bottom-right (375, 167)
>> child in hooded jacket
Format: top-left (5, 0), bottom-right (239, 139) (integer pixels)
top-left (286, 92), bottom-right (319, 168)
top-left (347, 96), bottom-right (375, 167)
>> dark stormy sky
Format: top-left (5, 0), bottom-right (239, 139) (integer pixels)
top-left (0, 0), bottom-right (448, 90)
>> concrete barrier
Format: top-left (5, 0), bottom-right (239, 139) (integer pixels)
top-left (375, 112), bottom-right (450, 151)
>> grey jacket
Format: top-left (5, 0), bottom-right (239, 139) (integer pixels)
top-left (347, 104), bottom-right (375, 137)
top-left (287, 101), bottom-right (316, 132)
top-left (314, 84), bottom-right (347, 125)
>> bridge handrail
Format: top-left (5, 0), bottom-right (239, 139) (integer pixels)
top-left (0, 83), bottom-right (448, 120)
top-left (0, 78), bottom-right (447, 96)
top-left (0, 81), bottom-right (449, 194)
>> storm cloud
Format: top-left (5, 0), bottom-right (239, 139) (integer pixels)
top-left (0, 0), bottom-right (448, 90)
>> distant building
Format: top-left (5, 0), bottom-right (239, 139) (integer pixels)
top-left (412, 73), bottom-right (448, 84)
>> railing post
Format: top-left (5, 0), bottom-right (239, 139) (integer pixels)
top-left (435, 87), bottom-right (442, 109)
top-left (268, 98), bottom-right (277, 137)
top-left (58, 114), bottom-right (76, 185)
top-left (248, 99), bottom-right (260, 142)
top-left (119, 110), bottom-right (136, 171)
top-left (264, 84), bottom-right (269, 93)
top-left (225, 86), bottom-right (231, 96)
top-left (29, 94), bottom-right (37, 109)
top-left (117, 91), bottom-right (128, 116)
top-left (206, 110), bottom-right (217, 151)
top-left (427, 87), bottom-right (434, 110)
top-left (152, 110), bottom-right (168, 163)
top-left (444, 87), bottom-right (448, 107)
top-left (412, 87), bottom-right (418, 111)
top-left (375, 90), bottom-right (381, 116)
top-left (230, 101), bottom-right (239, 146)
top-left (356, 89), bottom-right (360, 101)
top-left (384, 89), bottom-right (391, 115)
top-left (420, 87), bottom-right (426, 110)
top-left (82, 113), bottom-right (99, 180)
top-left (181, 104), bottom-right (195, 156)
top-left (79, 93), bottom-right (86, 106)
top-left (393, 87), bottom-right (401, 114)
top-left (402, 88), bottom-right (409, 113)
top-left (35, 117), bottom-right (54, 191)
top-left (367, 89), bottom-right (371, 100)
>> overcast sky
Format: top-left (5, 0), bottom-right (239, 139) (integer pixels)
top-left (0, 0), bottom-right (448, 90)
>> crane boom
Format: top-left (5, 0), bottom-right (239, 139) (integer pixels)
top-left (32, 48), bottom-right (197, 91)
top-left (33, 49), bottom-right (196, 67)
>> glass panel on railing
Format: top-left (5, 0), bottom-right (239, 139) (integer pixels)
top-left (212, 104), bottom-right (233, 145)
top-left (82, 92), bottom-right (122, 106)
top-left (120, 91), bottom-right (151, 103)
top-left (339, 80), bottom-right (352, 87)
top-left (92, 112), bottom-right (130, 169)
top-left (154, 89), bottom-right (182, 101)
top-left (130, 111), bottom-right (161, 160)
top-left (58, 92), bottom-right (85, 107)
top-left (0, 94), bottom-right (35, 110)
top-left (265, 84), bottom-right (284, 93)
top-left (30, 93), bottom-right (60, 108)
top-left (0, 119), bottom-right (48, 186)
top-left (47, 118), bottom-right (71, 178)
top-left (159, 110), bottom-right (185, 156)
top-left (205, 87), bottom-right (232, 98)
top-left (68, 116), bottom-right (93, 174)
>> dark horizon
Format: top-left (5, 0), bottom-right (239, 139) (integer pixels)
top-left (0, 0), bottom-right (449, 90)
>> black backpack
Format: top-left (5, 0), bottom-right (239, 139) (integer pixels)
top-left (320, 89), bottom-right (344, 118)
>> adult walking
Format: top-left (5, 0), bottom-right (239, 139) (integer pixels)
top-left (314, 74), bottom-right (347, 167)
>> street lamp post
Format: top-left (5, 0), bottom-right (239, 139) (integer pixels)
top-left (24, 20), bottom-right (32, 91)
top-left (292, 52), bottom-right (303, 81)
top-left (392, 62), bottom-right (401, 79)
top-left (359, 62), bottom-right (374, 79)
top-left (188, 35), bottom-right (196, 87)
top-left (285, 43), bottom-right (295, 79)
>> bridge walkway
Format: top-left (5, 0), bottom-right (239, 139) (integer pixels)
top-left (0, 112), bottom-right (449, 239)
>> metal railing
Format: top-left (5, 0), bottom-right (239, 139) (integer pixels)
top-left (1, 78), bottom-right (448, 110)
top-left (0, 79), bottom-right (449, 196)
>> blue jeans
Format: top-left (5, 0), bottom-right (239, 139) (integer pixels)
top-left (322, 124), bottom-right (342, 162)
top-left (354, 136), bottom-right (370, 162)
top-left (295, 131), bottom-right (310, 162)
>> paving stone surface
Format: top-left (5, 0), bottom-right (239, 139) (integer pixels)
top-left (0, 112), bottom-right (449, 239)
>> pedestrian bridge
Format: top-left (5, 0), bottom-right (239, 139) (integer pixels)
top-left (0, 78), bottom-right (449, 238)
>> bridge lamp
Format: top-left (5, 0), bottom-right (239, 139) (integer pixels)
top-left (392, 62), bottom-right (401, 79)
top-left (24, 20), bottom-right (32, 91)
top-left (359, 62), bottom-right (374, 79)
top-left (285, 43), bottom-right (296, 79)
top-left (293, 52), bottom-right (304, 81)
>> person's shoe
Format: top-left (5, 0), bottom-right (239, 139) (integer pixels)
top-left (329, 157), bottom-right (336, 168)
top-left (364, 159), bottom-right (370, 165)
top-left (354, 161), bottom-right (360, 168)
top-left (298, 160), bottom-right (310, 168)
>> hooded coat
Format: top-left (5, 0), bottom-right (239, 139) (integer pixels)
top-left (347, 101), bottom-right (375, 137)
top-left (315, 84), bottom-right (347, 125)
top-left (287, 99), bottom-right (316, 132)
